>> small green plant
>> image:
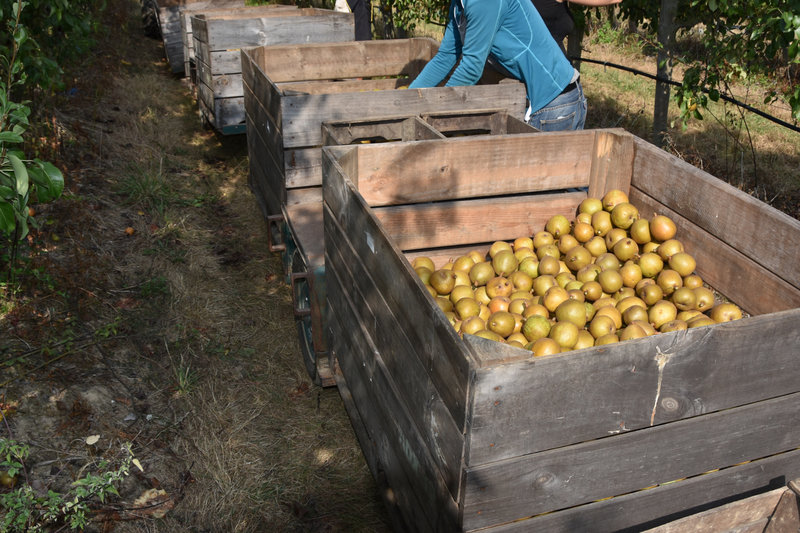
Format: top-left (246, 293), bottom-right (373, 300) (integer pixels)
top-left (1, 439), bottom-right (136, 532)
top-left (174, 363), bottom-right (198, 396)
top-left (116, 160), bottom-right (174, 218)
top-left (140, 275), bottom-right (169, 297)
top-left (1, 2), bottom-right (65, 288)
top-left (592, 18), bottom-right (626, 45)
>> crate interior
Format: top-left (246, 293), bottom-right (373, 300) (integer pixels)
top-left (337, 129), bottom-right (800, 317)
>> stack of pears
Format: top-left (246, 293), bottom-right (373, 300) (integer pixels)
top-left (413, 189), bottom-right (743, 356)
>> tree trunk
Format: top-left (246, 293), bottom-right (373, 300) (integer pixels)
top-left (653, 0), bottom-right (678, 147)
top-left (566, 16), bottom-right (584, 71)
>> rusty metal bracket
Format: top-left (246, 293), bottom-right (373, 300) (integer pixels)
top-left (290, 271), bottom-right (312, 317)
top-left (267, 214), bottom-right (285, 252)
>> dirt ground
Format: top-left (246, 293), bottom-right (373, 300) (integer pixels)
top-left (1, 1), bottom-right (392, 531)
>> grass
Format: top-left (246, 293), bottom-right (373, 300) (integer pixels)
top-left (577, 25), bottom-right (800, 216)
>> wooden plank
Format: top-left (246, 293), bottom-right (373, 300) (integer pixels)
top-left (243, 81), bottom-right (285, 192)
top-left (765, 488), bottom-right (800, 533)
top-left (200, 8), bottom-right (353, 50)
top-left (587, 128), bottom-right (635, 199)
top-left (279, 83), bottom-right (528, 149)
top-left (483, 449), bottom-right (800, 532)
top-left (286, 187), bottom-right (321, 207)
top-left (247, 38), bottom-right (438, 83)
top-left (460, 392), bottom-right (800, 530)
top-left (241, 49), bottom-right (284, 142)
top-left (373, 190), bottom-right (586, 251)
top-left (215, 95), bottom-right (244, 129)
top-left (244, 115), bottom-right (283, 217)
top-left (284, 202), bottom-right (324, 268)
top-left (325, 204), bottom-right (465, 497)
top-left (642, 486), bottom-right (786, 533)
top-left (284, 148), bottom-right (321, 189)
top-left (210, 72), bottom-right (243, 99)
top-left (332, 369), bottom-right (418, 533)
top-left (327, 310), bottom-right (438, 532)
top-left (631, 137), bottom-right (800, 291)
top-left (422, 110), bottom-right (536, 136)
top-left (351, 132), bottom-right (594, 206)
top-left (322, 151), bottom-right (478, 429)
top-left (464, 306), bottom-right (800, 465)
top-left (204, 50), bottom-right (241, 77)
top-left (631, 189), bottom-right (800, 315)
top-left (326, 259), bottom-right (460, 532)
top-left (277, 77), bottom-right (412, 95)
top-left (322, 116), bottom-right (442, 146)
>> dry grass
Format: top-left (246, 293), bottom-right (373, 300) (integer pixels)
top-left (1, 1), bottom-right (390, 531)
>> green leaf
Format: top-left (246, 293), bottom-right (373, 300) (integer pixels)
top-left (708, 0), bottom-right (717, 11)
top-left (0, 202), bottom-right (16, 234)
top-left (8, 154), bottom-right (29, 198)
top-left (35, 161), bottom-right (64, 202)
top-left (0, 131), bottom-right (24, 143)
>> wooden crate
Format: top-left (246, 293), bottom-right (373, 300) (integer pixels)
top-left (192, 7), bottom-right (354, 135)
top-left (320, 129), bottom-right (800, 532)
top-left (153, 0), bottom-right (240, 75)
top-left (240, 38), bottom-right (527, 219)
top-left (178, 1), bottom-right (264, 81)
top-left (282, 110), bottom-right (536, 386)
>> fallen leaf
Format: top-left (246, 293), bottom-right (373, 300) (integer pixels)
top-left (131, 488), bottom-right (173, 519)
top-left (86, 435), bottom-right (100, 446)
top-left (132, 458), bottom-right (144, 472)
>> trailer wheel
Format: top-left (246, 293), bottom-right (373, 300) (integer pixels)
top-left (291, 249), bottom-right (319, 385)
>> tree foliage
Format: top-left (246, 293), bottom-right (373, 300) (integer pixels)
top-left (0, 0), bottom-right (104, 92)
top-left (616, 0), bottom-right (800, 123)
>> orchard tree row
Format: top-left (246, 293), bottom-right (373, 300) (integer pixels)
top-left (377, 0), bottom-right (800, 138)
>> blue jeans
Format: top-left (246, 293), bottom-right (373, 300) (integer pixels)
top-left (527, 80), bottom-right (587, 131)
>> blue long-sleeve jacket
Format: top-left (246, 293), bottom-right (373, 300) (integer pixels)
top-left (408, 0), bottom-right (574, 114)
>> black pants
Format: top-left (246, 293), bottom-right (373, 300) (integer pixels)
top-left (347, 0), bottom-right (371, 40)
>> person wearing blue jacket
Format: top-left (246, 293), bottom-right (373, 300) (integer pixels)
top-left (408, 0), bottom-right (586, 131)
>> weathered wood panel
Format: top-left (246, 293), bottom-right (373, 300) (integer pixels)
top-left (323, 152), bottom-right (477, 429)
top-left (246, 38), bottom-right (438, 83)
top-left (350, 132), bottom-right (593, 206)
top-left (373, 190), bottom-right (585, 251)
top-left (244, 113), bottom-right (283, 217)
top-left (464, 307), bottom-right (800, 464)
top-left (461, 391), bottom-right (800, 530)
top-left (279, 84), bottom-right (527, 149)
top-left (327, 309), bottom-right (440, 532)
top-left (326, 247), bottom-right (460, 532)
top-left (325, 203), bottom-right (464, 497)
top-left (484, 450), bottom-right (800, 532)
top-left (179, 2), bottom-right (267, 78)
top-left (587, 128), bottom-right (635, 198)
